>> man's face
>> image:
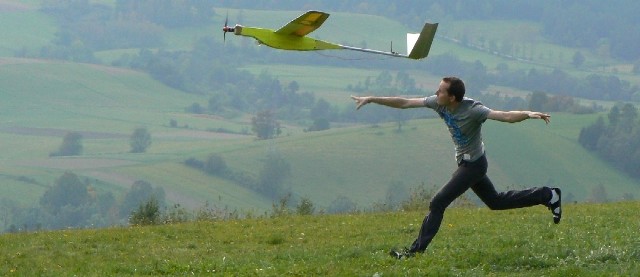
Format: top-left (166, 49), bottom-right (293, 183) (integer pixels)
top-left (435, 80), bottom-right (454, 106)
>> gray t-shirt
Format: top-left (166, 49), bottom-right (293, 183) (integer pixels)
top-left (424, 96), bottom-right (492, 164)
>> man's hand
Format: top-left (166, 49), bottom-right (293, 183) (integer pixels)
top-left (351, 96), bottom-right (371, 110)
top-left (528, 112), bottom-right (551, 124)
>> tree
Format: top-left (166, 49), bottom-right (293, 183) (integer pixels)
top-left (327, 196), bottom-right (357, 214)
top-left (39, 172), bottom-right (90, 215)
top-left (120, 180), bottom-right (165, 218)
top-left (130, 127), bottom-right (151, 153)
top-left (528, 91), bottom-right (548, 111)
top-left (579, 116), bottom-right (605, 150)
top-left (204, 154), bottom-right (228, 176)
top-left (258, 150), bottom-right (291, 199)
top-left (618, 103), bottom-right (638, 132)
top-left (129, 197), bottom-right (161, 226)
top-left (251, 110), bottom-right (281, 140)
top-left (572, 51), bottom-right (585, 68)
top-left (608, 105), bottom-right (620, 126)
top-left (296, 196), bottom-right (315, 215)
top-left (633, 59), bottom-right (640, 75)
top-left (50, 132), bottom-right (83, 156)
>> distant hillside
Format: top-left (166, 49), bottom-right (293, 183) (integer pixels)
top-left (0, 59), bottom-right (637, 218)
top-left (1, 0), bottom-right (639, 224)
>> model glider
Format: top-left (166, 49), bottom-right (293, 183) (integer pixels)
top-left (222, 10), bottom-right (438, 60)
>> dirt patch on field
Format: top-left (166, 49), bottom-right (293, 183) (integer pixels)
top-left (154, 129), bottom-right (250, 140)
top-left (0, 57), bottom-right (49, 66)
top-left (86, 64), bottom-right (142, 76)
top-left (1, 126), bottom-right (248, 140)
top-left (17, 158), bottom-right (138, 170)
top-left (0, 1), bottom-right (32, 12)
top-left (0, 126), bottom-right (127, 139)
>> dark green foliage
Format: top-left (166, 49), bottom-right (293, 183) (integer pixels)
top-left (120, 180), bottom-right (166, 218)
top-left (50, 132), bottom-right (83, 157)
top-left (129, 197), bottom-right (161, 226)
top-left (296, 197), bottom-right (315, 216)
top-left (327, 196), bottom-right (357, 214)
top-left (39, 172), bottom-right (90, 215)
top-left (306, 118), bottom-right (330, 132)
top-left (203, 154), bottom-right (228, 176)
top-left (572, 51), bottom-right (585, 68)
top-left (7, 172), bottom-right (120, 231)
top-left (579, 103), bottom-right (640, 178)
top-left (270, 193), bottom-right (292, 218)
top-left (130, 127), bottom-right (151, 153)
top-left (251, 110), bottom-right (281, 140)
top-left (579, 117), bottom-right (605, 150)
top-left (258, 150), bottom-right (291, 199)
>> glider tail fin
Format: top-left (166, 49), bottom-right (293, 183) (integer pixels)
top-left (407, 23), bottom-right (438, 60)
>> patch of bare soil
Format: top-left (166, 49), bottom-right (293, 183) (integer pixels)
top-left (0, 1), bottom-right (31, 12)
top-left (16, 158), bottom-right (138, 170)
top-left (0, 126), bottom-right (127, 139)
top-left (86, 63), bottom-right (142, 76)
top-left (154, 129), bottom-right (250, 140)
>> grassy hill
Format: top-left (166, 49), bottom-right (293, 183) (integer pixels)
top-left (1, 201), bottom-right (639, 275)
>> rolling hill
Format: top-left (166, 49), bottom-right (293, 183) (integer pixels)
top-left (0, 3), bottom-right (638, 220)
top-left (0, 58), bottom-right (638, 216)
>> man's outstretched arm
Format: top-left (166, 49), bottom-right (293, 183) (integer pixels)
top-left (487, 110), bottom-right (551, 124)
top-left (351, 96), bottom-right (425, 110)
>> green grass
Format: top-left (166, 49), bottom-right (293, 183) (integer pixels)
top-left (0, 4), bottom-right (55, 56)
top-left (1, 201), bottom-right (638, 275)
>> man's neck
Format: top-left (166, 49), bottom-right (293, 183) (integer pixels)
top-left (446, 101), bottom-right (460, 112)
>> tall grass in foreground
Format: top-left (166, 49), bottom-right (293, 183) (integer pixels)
top-left (1, 202), bottom-right (639, 276)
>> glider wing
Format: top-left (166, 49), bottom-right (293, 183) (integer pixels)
top-left (275, 11), bottom-right (330, 37)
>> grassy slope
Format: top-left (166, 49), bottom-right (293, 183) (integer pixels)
top-left (1, 201), bottom-right (639, 275)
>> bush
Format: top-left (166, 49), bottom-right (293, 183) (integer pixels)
top-left (129, 197), bottom-right (161, 226)
top-left (296, 197), bottom-right (315, 215)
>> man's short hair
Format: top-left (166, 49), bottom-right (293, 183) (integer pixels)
top-left (443, 77), bottom-right (465, 102)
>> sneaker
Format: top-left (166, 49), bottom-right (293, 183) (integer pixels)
top-left (389, 248), bottom-right (414, 259)
top-left (547, 188), bottom-right (562, 224)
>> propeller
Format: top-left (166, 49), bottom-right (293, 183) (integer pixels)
top-left (222, 12), bottom-right (234, 42)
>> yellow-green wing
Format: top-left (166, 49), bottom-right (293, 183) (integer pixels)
top-left (275, 11), bottom-right (330, 37)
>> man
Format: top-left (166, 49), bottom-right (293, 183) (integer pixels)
top-left (351, 76), bottom-right (561, 259)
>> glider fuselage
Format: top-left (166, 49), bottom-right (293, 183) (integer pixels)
top-left (234, 25), bottom-right (342, 51)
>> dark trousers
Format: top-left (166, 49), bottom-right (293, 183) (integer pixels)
top-left (409, 154), bottom-right (551, 253)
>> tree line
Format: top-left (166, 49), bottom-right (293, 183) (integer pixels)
top-left (579, 103), bottom-right (640, 179)
top-left (1, 172), bottom-right (166, 232)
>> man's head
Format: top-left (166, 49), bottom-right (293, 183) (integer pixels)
top-left (442, 77), bottom-right (465, 102)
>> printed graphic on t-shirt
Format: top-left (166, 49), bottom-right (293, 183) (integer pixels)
top-left (438, 110), bottom-right (468, 147)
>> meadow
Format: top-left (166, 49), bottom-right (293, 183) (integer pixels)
top-left (1, 58), bottom-right (638, 215)
top-left (1, 201), bottom-right (639, 275)
top-left (0, 2), bottom-right (638, 223)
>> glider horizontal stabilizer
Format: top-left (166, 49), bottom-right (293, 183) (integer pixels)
top-left (339, 22), bottom-right (438, 60)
